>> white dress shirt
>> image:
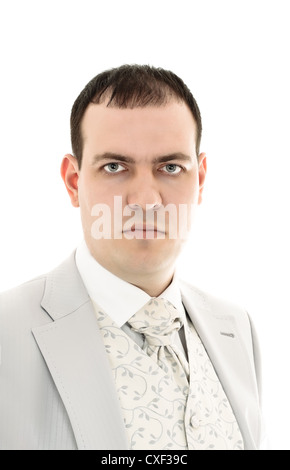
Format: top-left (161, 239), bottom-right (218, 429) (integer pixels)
top-left (75, 240), bottom-right (188, 356)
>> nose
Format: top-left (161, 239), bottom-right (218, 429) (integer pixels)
top-left (126, 171), bottom-right (162, 212)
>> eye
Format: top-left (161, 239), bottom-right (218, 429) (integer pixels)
top-left (161, 163), bottom-right (182, 175)
top-left (103, 162), bottom-right (126, 173)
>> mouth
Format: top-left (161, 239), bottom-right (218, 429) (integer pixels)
top-left (122, 224), bottom-right (166, 238)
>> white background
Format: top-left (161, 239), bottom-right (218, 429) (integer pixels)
top-left (0, 0), bottom-right (289, 450)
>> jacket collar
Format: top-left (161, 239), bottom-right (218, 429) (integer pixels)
top-left (40, 251), bottom-right (90, 320)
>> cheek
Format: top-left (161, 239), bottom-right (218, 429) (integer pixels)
top-left (78, 172), bottom-right (98, 201)
top-left (175, 177), bottom-right (200, 230)
top-left (168, 175), bottom-right (199, 206)
top-left (78, 174), bottom-right (122, 223)
top-left (78, 174), bottom-right (99, 215)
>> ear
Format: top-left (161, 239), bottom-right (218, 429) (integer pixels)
top-left (198, 152), bottom-right (207, 205)
top-left (60, 154), bottom-right (80, 207)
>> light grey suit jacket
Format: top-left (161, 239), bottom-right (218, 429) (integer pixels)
top-left (0, 252), bottom-right (263, 450)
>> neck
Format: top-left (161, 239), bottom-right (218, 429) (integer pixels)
top-left (92, 256), bottom-right (175, 297)
top-left (128, 271), bottom-right (175, 297)
top-left (85, 239), bottom-right (177, 297)
top-left (106, 265), bottom-right (175, 297)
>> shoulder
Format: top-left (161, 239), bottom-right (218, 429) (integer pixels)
top-left (0, 252), bottom-right (76, 314)
top-left (180, 279), bottom-right (251, 325)
top-left (0, 275), bottom-right (48, 326)
top-left (180, 278), bottom-right (262, 392)
top-left (0, 251), bottom-right (83, 327)
top-left (179, 279), bottom-right (258, 361)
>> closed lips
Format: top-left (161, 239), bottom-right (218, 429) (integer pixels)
top-left (123, 224), bottom-right (165, 233)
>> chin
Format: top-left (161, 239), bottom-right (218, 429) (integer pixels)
top-left (123, 245), bottom-right (179, 273)
top-left (87, 237), bottom-right (182, 276)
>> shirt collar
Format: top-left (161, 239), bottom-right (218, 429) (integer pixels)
top-left (75, 240), bottom-right (185, 327)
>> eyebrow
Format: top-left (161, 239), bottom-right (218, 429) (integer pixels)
top-left (91, 152), bottom-right (193, 166)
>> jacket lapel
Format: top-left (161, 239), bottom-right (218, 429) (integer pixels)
top-left (180, 281), bottom-right (261, 450)
top-left (32, 253), bottom-right (128, 450)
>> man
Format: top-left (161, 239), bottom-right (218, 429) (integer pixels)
top-left (0, 65), bottom-right (263, 450)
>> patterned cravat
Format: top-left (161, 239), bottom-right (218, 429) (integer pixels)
top-left (128, 297), bottom-right (190, 392)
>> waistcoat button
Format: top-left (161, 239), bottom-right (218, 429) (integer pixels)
top-left (190, 415), bottom-right (201, 429)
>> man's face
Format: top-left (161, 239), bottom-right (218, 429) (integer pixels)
top-left (63, 99), bottom-right (206, 285)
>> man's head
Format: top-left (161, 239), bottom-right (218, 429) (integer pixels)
top-left (61, 64), bottom-right (207, 296)
top-left (70, 64), bottom-right (203, 170)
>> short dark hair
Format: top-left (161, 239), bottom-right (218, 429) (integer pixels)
top-left (70, 64), bottom-right (202, 169)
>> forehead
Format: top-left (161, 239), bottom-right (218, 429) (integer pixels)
top-left (81, 100), bottom-right (197, 158)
